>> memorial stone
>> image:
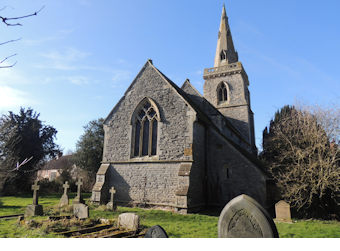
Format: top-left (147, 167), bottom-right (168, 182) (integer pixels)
top-left (144, 225), bottom-right (169, 238)
top-left (73, 178), bottom-right (85, 204)
top-left (218, 194), bottom-right (279, 238)
top-left (59, 181), bottom-right (70, 207)
top-left (106, 186), bottom-right (117, 211)
top-left (25, 180), bottom-right (43, 216)
top-left (118, 213), bottom-right (140, 231)
top-left (73, 203), bottom-right (89, 219)
top-left (275, 200), bottom-right (292, 222)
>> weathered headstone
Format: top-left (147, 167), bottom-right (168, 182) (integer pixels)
top-left (218, 194), bottom-right (279, 238)
top-left (106, 186), bottom-right (117, 211)
top-left (73, 203), bottom-right (89, 219)
top-left (25, 180), bottom-right (43, 216)
top-left (118, 213), bottom-right (140, 231)
top-left (144, 225), bottom-right (168, 238)
top-left (59, 181), bottom-right (70, 207)
top-left (275, 200), bottom-right (292, 222)
top-left (73, 177), bottom-right (85, 204)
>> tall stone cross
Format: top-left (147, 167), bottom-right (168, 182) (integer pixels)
top-left (63, 181), bottom-right (70, 195)
top-left (76, 178), bottom-right (83, 197)
top-left (73, 177), bottom-right (84, 204)
top-left (31, 180), bottom-right (40, 205)
top-left (109, 187), bottom-right (116, 203)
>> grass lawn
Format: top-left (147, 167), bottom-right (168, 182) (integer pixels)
top-left (0, 194), bottom-right (339, 238)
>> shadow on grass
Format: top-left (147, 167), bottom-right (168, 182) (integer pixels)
top-left (0, 205), bottom-right (23, 210)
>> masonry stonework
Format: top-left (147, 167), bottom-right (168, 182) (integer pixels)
top-left (91, 5), bottom-right (268, 213)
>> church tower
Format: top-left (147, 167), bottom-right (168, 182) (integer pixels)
top-left (203, 5), bottom-right (256, 152)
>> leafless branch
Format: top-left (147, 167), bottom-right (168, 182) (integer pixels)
top-left (0, 6), bottom-right (45, 26)
top-left (0, 53), bottom-right (17, 68)
top-left (0, 37), bottom-right (21, 46)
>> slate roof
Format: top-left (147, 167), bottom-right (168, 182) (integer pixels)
top-left (41, 155), bottom-right (74, 170)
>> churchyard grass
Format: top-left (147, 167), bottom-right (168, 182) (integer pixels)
top-left (0, 194), bottom-right (339, 238)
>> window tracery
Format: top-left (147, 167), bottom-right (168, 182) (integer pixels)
top-left (132, 99), bottom-right (159, 157)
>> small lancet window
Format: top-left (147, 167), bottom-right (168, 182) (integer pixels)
top-left (220, 50), bottom-right (227, 61)
top-left (217, 82), bottom-right (228, 103)
top-left (132, 99), bottom-right (160, 157)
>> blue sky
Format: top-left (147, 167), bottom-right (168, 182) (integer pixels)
top-left (1, 0), bottom-right (339, 153)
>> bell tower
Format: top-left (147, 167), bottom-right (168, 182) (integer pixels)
top-left (203, 4), bottom-right (256, 152)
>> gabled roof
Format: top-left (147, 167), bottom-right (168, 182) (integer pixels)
top-left (103, 59), bottom-right (268, 177)
top-left (41, 155), bottom-right (74, 170)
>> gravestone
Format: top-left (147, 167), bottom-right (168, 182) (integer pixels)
top-left (218, 194), bottom-right (279, 238)
top-left (106, 186), bottom-right (117, 211)
top-left (25, 180), bottom-right (43, 216)
top-left (144, 225), bottom-right (168, 238)
top-left (59, 181), bottom-right (70, 207)
top-left (275, 200), bottom-right (292, 222)
top-left (73, 203), bottom-right (89, 219)
top-left (73, 177), bottom-right (85, 204)
top-left (118, 213), bottom-right (140, 231)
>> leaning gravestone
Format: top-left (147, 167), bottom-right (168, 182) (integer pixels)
top-left (218, 194), bottom-right (279, 238)
top-left (144, 225), bottom-right (168, 238)
top-left (25, 180), bottom-right (43, 216)
top-left (73, 203), bottom-right (89, 219)
top-left (275, 200), bottom-right (292, 223)
top-left (59, 181), bottom-right (70, 207)
top-left (118, 213), bottom-right (140, 231)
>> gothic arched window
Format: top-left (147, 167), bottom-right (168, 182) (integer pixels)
top-left (220, 50), bottom-right (227, 61)
top-left (132, 98), bottom-right (160, 157)
top-left (217, 82), bottom-right (228, 103)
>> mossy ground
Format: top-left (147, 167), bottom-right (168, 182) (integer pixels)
top-left (0, 194), bottom-right (339, 238)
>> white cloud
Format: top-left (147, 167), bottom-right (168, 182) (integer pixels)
top-left (66, 75), bottom-right (89, 86)
top-left (0, 86), bottom-right (33, 110)
top-left (36, 47), bottom-right (91, 71)
top-left (23, 29), bottom-right (74, 46)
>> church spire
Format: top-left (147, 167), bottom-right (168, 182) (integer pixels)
top-left (214, 4), bottom-right (238, 67)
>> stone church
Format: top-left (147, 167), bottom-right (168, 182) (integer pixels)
top-left (91, 5), bottom-right (269, 213)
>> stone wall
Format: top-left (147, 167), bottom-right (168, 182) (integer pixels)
top-left (107, 162), bottom-right (181, 206)
top-left (187, 121), bottom-right (206, 210)
top-left (203, 68), bottom-right (256, 150)
top-left (103, 62), bottom-right (194, 163)
top-left (205, 127), bottom-right (267, 207)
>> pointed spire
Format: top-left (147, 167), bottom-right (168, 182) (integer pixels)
top-left (214, 4), bottom-right (238, 67)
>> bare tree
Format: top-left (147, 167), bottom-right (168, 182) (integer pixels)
top-left (261, 104), bottom-right (340, 218)
top-left (0, 6), bottom-right (44, 68)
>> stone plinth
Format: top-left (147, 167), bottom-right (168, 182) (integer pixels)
top-left (118, 213), bottom-right (139, 231)
top-left (59, 194), bottom-right (69, 207)
top-left (25, 204), bottom-right (43, 217)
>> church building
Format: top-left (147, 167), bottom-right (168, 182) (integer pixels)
top-left (91, 5), bottom-right (269, 213)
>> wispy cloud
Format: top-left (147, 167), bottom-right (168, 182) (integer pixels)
top-left (23, 29), bottom-right (74, 46)
top-left (112, 70), bottom-right (132, 85)
top-left (66, 75), bottom-right (89, 86)
top-left (35, 47), bottom-right (91, 71)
